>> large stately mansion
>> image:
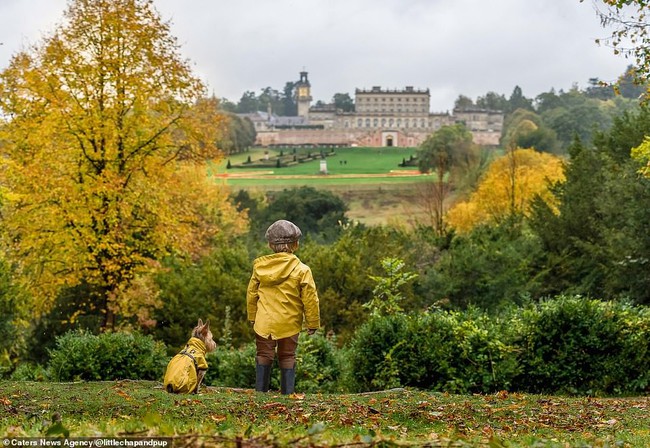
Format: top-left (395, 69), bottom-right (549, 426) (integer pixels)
top-left (240, 72), bottom-right (504, 148)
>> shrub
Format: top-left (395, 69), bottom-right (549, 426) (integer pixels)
top-left (511, 295), bottom-right (650, 395)
top-left (342, 314), bottom-right (408, 392)
top-left (10, 363), bottom-right (50, 381)
top-left (48, 331), bottom-right (167, 381)
top-left (205, 343), bottom-right (256, 388)
top-left (206, 332), bottom-right (342, 393)
top-left (294, 332), bottom-right (343, 393)
top-left (344, 310), bottom-right (519, 393)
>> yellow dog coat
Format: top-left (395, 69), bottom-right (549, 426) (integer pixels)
top-left (163, 337), bottom-right (209, 394)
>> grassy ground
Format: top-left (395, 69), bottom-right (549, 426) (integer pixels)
top-left (219, 147), bottom-right (420, 176)
top-left (213, 147), bottom-right (429, 188)
top-left (1, 381), bottom-right (648, 447)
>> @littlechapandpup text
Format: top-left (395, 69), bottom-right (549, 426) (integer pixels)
top-left (3, 439), bottom-right (170, 448)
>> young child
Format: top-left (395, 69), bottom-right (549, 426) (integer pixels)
top-left (246, 219), bottom-right (320, 394)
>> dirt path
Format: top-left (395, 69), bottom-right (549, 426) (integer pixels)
top-left (214, 170), bottom-right (425, 180)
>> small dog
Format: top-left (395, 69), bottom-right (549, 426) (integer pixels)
top-left (163, 319), bottom-right (217, 394)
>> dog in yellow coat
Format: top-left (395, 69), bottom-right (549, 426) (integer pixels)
top-left (163, 319), bottom-right (217, 394)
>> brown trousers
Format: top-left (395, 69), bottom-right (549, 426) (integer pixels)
top-left (255, 333), bottom-right (299, 369)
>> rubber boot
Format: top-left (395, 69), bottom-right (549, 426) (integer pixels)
top-left (280, 368), bottom-right (295, 395)
top-left (255, 362), bottom-right (272, 392)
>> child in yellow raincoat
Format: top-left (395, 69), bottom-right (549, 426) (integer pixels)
top-left (247, 219), bottom-right (320, 394)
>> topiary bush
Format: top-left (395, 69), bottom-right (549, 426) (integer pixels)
top-left (48, 330), bottom-right (167, 381)
top-left (511, 295), bottom-right (650, 395)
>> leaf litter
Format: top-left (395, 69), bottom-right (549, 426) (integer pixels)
top-left (0, 381), bottom-right (648, 447)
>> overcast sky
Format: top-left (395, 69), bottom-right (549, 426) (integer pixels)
top-left (0, 0), bottom-right (632, 112)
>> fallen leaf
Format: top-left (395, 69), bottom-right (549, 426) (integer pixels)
top-left (114, 389), bottom-right (132, 400)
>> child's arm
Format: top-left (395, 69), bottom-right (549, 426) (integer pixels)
top-left (300, 268), bottom-right (320, 332)
top-left (246, 273), bottom-right (260, 323)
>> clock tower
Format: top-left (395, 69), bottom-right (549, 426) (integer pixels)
top-left (295, 71), bottom-right (312, 118)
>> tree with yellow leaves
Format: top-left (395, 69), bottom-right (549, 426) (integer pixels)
top-left (416, 123), bottom-right (478, 235)
top-left (446, 148), bottom-right (565, 233)
top-left (0, 0), bottom-right (245, 329)
top-left (632, 137), bottom-right (650, 177)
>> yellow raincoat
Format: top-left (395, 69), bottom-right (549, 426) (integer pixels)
top-left (247, 252), bottom-right (320, 339)
top-left (163, 337), bottom-right (209, 394)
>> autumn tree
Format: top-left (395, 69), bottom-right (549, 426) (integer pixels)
top-left (586, 0), bottom-right (650, 97)
top-left (0, 0), bottom-right (245, 330)
top-left (446, 148), bottom-right (565, 233)
top-left (632, 137), bottom-right (650, 176)
top-left (416, 124), bottom-right (477, 235)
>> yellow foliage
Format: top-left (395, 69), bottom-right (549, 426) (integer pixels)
top-left (0, 0), bottom-right (246, 326)
top-left (447, 148), bottom-right (565, 233)
top-left (631, 137), bottom-right (650, 178)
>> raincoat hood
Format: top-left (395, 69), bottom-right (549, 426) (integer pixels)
top-left (254, 253), bottom-right (301, 285)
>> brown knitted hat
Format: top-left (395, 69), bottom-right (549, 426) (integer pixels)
top-left (265, 220), bottom-right (302, 244)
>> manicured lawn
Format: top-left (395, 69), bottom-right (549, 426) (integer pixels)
top-left (1, 381), bottom-right (648, 447)
top-left (213, 147), bottom-right (427, 189)
top-left (217, 147), bottom-right (420, 175)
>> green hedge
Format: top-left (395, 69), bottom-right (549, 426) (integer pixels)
top-left (48, 331), bottom-right (167, 381)
top-left (344, 297), bottom-right (650, 395)
top-left (344, 311), bottom-right (518, 393)
top-left (32, 296), bottom-right (650, 396)
top-left (512, 296), bottom-right (650, 395)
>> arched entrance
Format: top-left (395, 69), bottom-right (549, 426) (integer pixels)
top-left (381, 131), bottom-right (398, 147)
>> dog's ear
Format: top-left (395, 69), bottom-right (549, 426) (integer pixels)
top-left (197, 318), bottom-right (204, 328)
